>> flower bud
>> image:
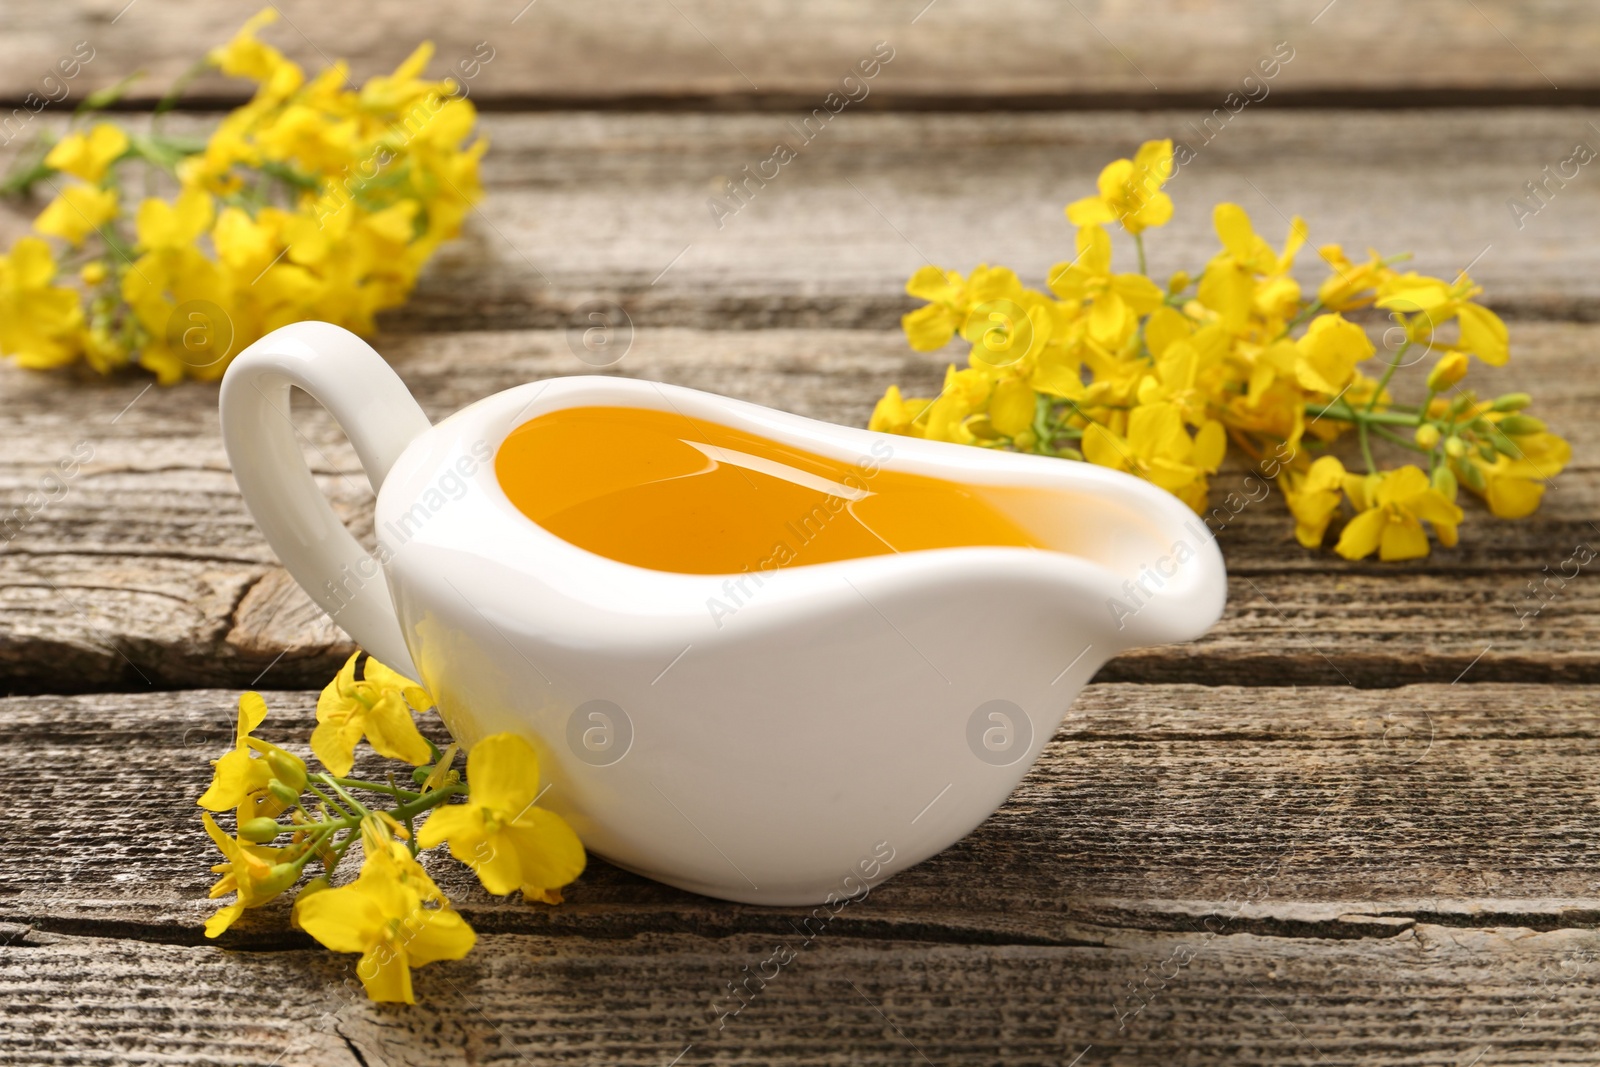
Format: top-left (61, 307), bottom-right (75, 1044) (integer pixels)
top-left (1414, 424), bottom-right (1441, 450)
top-left (412, 766), bottom-right (433, 785)
top-left (1491, 392), bottom-right (1532, 412)
top-left (81, 262), bottom-right (108, 286)
top-left (268, 778), bottom-right (301, 807)
top-left (1444, 436), bottom-right (1468, 459)
top-left (1497, 414), bottom-right (1545, 435)
top-left (1426, 352), bottom-right (1469, 392)
top-left (239, 817), bottom-right (285, 844)
top-left (266, 748), bottom-right (307, 793)
top-left (1478, 440), bottom-right (1499, 462)
top-left (1431, 465), bottom-right (1458, 500)
top-left (377, 810), bottom-right (411, 841)
top-left (1167, 270), bottom-right (1191, 295)
top-left (260, 862), bottom-right (302, 899)
top-left (1454, 458), bottom-right (1487, 492)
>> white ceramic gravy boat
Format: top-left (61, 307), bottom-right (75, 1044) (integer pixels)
top-left (220, 322), bottom-right (1226, 905)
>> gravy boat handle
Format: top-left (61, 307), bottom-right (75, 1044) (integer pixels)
top-left (219, 321), bottom-right (431, 677)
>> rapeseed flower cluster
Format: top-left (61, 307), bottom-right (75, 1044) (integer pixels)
top-left (1, 9), bottom-right (484, 383)
top-left (196, 651), bottom-right (585, 1003)
top-left (872, 139), bottom-right (1569, 560)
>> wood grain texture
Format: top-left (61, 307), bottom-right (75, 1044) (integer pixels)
top-left (3, 683), bottom-right (1599, 1065)
top-left (7, 926), bottom-right (1600, 1066)
top-left (0, 0), bottom-right (1595, 106)
top-left (1, 320), bottom-right (1594, 692)
top-left (6, 110), bottom-right (1600, 326)
top-left (4, 684), bottom-right (1598, 938)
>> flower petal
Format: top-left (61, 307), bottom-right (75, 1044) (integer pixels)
top-left (504, 808), bottom-right (588, 893)
top-left (1379, 517), bottom-right (1430, 561)
top-left (1334, 508), bottom-right (1386, 560)
top-left (357, 945), bottom-right (414, 1004)
top-left (402, 906), bottom-right (477, 967)
top-left (295, 882), bottom-right (386, 954)
top-left (465, 733), bottom-right (541, 814)
top-left (416, 803), bottom-right (483, 852)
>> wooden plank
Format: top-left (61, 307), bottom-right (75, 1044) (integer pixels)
top-left (5, 110), bottom-right (1600, 325)
top-left (1, 321), bottom-right (1595, 691)
top-left (4, 684), bottom-right (1598, 939)
top-left (6, 926), bottom-right (1600, 1066)
top-left (4, 683), bottom-right (1600, 1064)
top-left (0, 0), bottom-right (1595, 106)
top-left (412, 109), bottom-right (1600, 324)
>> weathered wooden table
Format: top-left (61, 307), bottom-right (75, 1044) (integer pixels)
top-left (3, 3), bottom-right (1598, 1063)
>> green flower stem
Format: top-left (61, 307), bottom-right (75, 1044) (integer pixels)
top-left (1365, 338), bottom-right (1412, 413)
top-left (391, 782), bottom-right (468, 822)
top-left (1303, 401), bottom-right (1427, 427)
top-left (289, 822), bottom-right (342, 870)
top-left (1358, 421), bottom-right (1377, 473)
top-left (1134, 232), bottom-right (1148, 276)
top-left (0, 153), bottom-right (54, 196)
top-left (326, 775), bottom-right (423, 801)
top-left (279, 781), bottom-right (467, 857)
top-left (305, 782), bottom-right (357, 822)
top-left (1272, 298), bottom-right (1324, 342)
top-left (318, 776), bottom-right (372, 818)
top-left (1369, 424), bottom-right (1428, 453)
top-left (127, 134), bottom-right (206, 175)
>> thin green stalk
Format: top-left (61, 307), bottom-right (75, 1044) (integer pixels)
top-left (1272, 298), bottom-right (1323, 341)
top-left (289, 822), bottom-right (343, 870)
top-left (305, 782), bottom-right (357, 822)
top-left (1370, 425), bottom-right (1428, 453)
top-left (1358, 422), bottom-right (1376, 473)
top-left (1133, 232), bottom-right (1148, 276)
top-left (327, 775), bottom-right (423, 801)
top-left (319, 776), bottom-right (372, 818)
top-left (1304, 401), bottom-right (1424, 427)
top-left (391, 782), bottom-right (468, 823)
top-left (1365, 339), bottom-right (1412, 413)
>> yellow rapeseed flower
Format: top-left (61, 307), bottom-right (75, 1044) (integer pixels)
top-left (1335, 465), bottom-right (1463, 561)
top-left (311, 652), bottom-right (435, 778)
top-left (1047, 225), bottom-right (1163, 346)
top-left (294, 840), bottom-right (476, 1003)
top-left (33, 184), bottom-right (119, 246)
top-left (1205, 203), bottom-right (1308, 325)
top-left (1065, 139), bottom-right (1174, 235)
top-left (1471, 430), bottom-right (1571, 519)
top-left (1082, 402), bottom-right (1224, 502)
top-left (1376, 272), bottom-right (1509, 366)
top-left (197, 691), bottom-right (307, 820)
top-left (44, 123), bottom-right (129, 184)
top-left (901, 264), bottom-right (1021, 352)
top-left (201, 812), bottom-right (299, 937)
top-left (0, 237), bottom-right (83, 369)
top-left (1294, 313), bottom-right (1376, 395)
top-left (417, 733), bottom-right (586, 899)
top-left (1283, 455), bottom-right (1346, 549)
top-left (208, 7), bottom-right (305, 98)
top-left (869, 385), bottom-right (934, 437)
top-left (1315, 245), bottom-right (1395, 312)
top-left (135, 187), bottom-right (215, 252)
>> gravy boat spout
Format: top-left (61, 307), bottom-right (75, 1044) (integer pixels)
top-left (220, 323), bottom-right (1227, 905)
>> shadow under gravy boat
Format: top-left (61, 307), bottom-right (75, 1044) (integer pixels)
top-left (220, 322), bottom-right (1227, 905)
